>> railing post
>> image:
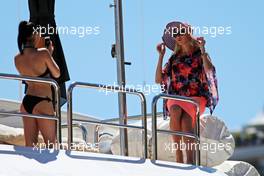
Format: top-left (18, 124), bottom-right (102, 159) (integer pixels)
top-left (67, 83), bottom-right (75, 149)
top-left (139, 92), bottom-right (147, 159)
top-left (66, 82), bottom-right (147, 158)
top-left (55, 83), bottom-right (61, 145)
top-left (151, 93), bottom-right (200, 165)
top-left (195, 103), bottom-right (200, 166)
top-left (151, 95), bottom-right (160, 160)
top-left (0, 73), bottom-right (61, 148)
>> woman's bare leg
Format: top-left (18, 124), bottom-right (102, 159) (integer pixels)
top-left (169, 105), bottom-right (183, 163)
top-left (181, 112), bottom-right (195, 164)
top-left (34, 101), bottom-right (56, 148)
top-left (21, 105), bottom-right (39, 147)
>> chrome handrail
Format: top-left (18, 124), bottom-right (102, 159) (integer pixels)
top-left (67, 82), bottom-right (147, 158)
top-left (61, 123), bottom-right (88, 142)
top-left (151, 93), bottom-right (200, 166)
top-left (0, 73), bottom-right (61, 144)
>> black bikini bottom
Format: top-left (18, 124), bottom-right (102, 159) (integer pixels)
top-left (22, 95), bottom-right (52, 114)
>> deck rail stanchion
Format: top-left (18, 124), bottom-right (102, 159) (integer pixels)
top-left (151, 93), bottom-right (200, 166)
top-left (61, 123), bottom-right (88, 142)
top-left (67, 82), bottom-right (147, 158)
top-left (0, 73), bottom-right (61, 144)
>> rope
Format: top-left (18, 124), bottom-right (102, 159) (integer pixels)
top-left (17, 0), bottom-right (21, 21)
top-left (139, 0), bottom-right (146, 87)
top-left (17, 0), bottom-right (23, 101)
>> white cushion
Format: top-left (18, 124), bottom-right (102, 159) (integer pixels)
top-left (153, 114), bottom-right (235, 167)
top-left (110, 114), bottom-right (235, 167)
top-left (0, 124), bottom-right (25, 146)
top-left (214, 161), bottom-right (260, 176)
top-left (0, 124), bottom-right (87, 149)
top-left (110, 128), bottom-right (152, 157)
top-left (200, 114), bottom-right (235, 167)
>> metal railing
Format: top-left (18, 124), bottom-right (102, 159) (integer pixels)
top-left (61, 123), bottom-right (88, 142)
top-left (0, 73), bottom-right (61, 143)
top-left (67, 82), bottom-right (148, 158)
top-left (151, 93), bottom-right (200, 166)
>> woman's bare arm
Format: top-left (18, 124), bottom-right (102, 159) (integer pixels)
top-left (42, 49), bottom-right (60, 78)
top-left (155, 43), bottom-right (166, 84)
top-left (195, 37), bottom-right (214, 72)
top-left (201, 53), bottom-right (214, 71)
top-left (155, 54), bottom-right (164, 84)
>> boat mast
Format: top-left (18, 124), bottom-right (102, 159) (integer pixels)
top-left (113, 0), bottom-right (128, 156)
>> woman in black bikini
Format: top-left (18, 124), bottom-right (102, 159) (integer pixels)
top-left (14, 21), bottom-right (60, 147)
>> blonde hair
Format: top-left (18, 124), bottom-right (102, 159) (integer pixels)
top-left (173, 37), bottom-right (198, 55)
top-left (173, 41), bottom-right (180, 54)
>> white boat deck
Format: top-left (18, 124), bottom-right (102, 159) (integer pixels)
top-left (0, 144), bottom-right (227, 176)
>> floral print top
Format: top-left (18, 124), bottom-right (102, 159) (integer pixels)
top-left (161, 49), bottom-right (219, 118)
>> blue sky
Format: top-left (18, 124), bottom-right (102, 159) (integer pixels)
top-left (0, 0), bottom-right (264, 130)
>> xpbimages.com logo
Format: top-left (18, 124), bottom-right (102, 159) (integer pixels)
top-left (164, 23), bottom-right (232, 38)
top-left (33, 24), bottom-right (101, 38)
top-left (164, 141), bottom-right (232, 153)
top-left (97, 82), bottom-right (166, 95)
top-left (32, 141), bottom-right (99, 153)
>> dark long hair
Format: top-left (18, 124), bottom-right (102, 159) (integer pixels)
top-left (17, 21), bottom-right (36, 54)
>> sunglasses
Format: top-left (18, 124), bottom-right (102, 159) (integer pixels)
top-left (172, 28), bottom-right (188, 38)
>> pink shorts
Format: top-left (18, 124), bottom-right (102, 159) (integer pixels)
top-left (167, 96), bottom-right (207, 127)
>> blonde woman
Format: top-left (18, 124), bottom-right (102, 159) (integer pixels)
top-left (155, 21), bottom-right (219, 164)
